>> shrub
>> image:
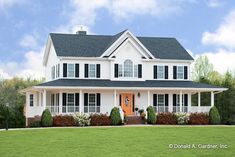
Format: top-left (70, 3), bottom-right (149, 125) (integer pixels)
top-left (73, 113), bottom-right (90, 127)
top-left (146, 106), bottom-right (156, 124)
top-left (110, 107), bottom-right (122, 125)
top-left (157, 112), bottom-right (177, 124)
top-left (140, 112), bottom-right (146, 120)
top-left (209, 106), bottom-right (221, 125)
top-left (90, 114), bottom-right (111, 126)
top-left (175, 113), bottom-right (189, 125)
top-left (53, 115), bottom-right (75, 126)
top-left (188, 112), bottom-right (209, 125)
top-left (29, 121), bottom-right (41, 127)
top-left (41, 109), bottom-right (53, 127)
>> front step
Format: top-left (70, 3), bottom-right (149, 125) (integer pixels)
top-left (125, 116), bottom-right (146, 125)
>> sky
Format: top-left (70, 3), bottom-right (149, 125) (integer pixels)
top-left (0, 0), bottom-right (235, 79)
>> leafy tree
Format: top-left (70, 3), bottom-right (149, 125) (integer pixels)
top-left (192, 56), bottom-right (214, 81)
top-left (110, 107), bottom-right (122, 125)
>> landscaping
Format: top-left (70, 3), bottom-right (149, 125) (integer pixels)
top-left (0, 126), bottom-right (234, 157)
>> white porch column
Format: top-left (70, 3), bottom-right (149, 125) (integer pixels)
top-left (188, 92), bottom-right (192, 112)
top-left (43, 89), bottom-right (46, 107)
top-left (59, 92), bottom-right (62, 114)
top-left (198, 92), bottom-right (201, 107)
top-left (114, 90), bottom-right (117, 106)
top-left (179, 91), bottom-right (182, 112)
top-left (147, 90), bottom-right (150, 106)
top-left (80, 90), bottom-right (83, 114)
top-left (211, 91), bottom-right (214, 107)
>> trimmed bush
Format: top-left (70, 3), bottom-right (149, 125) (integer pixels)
top-left (146, 106), bottom-right (156, 124)
top-left (188, 112), bottom-right (209, 125)
top-left (90, 114), bottom-right (111, 126)
top-left (175, 113), bottom-right (189, 125)
top-left (110, 107), bottom-right (122, 125)
top-left (74, 113), bottom-right (90, 127)
top-left (209, 106), bottom-right (221, 125)
top-left (41, 109), bottom-right (53, 127)
top-left (157, 112), bottom-right (177, 124)
top-left (29, 121), bottom-right (41, 127)
top-left (53, 115), bottom-right (75, 126)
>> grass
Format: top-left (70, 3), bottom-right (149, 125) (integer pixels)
top-left (0, 126), bottom-right (235, 157)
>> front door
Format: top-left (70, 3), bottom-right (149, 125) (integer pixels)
top-left (120, 93), bottom-right (134, 115)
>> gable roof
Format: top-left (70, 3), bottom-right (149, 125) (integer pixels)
top-left (50, 30), bottom-right (194, 60)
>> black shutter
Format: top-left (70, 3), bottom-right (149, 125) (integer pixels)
top-left (63, 63), bottom-right (67, 77)
top-left (173, 66), bottom-right (177, 79)
top-left (75, 93), bottom-right (79, 106)
top-left (132, 94), bottom-right (135, 112)
top-left (75, 64), bottom-right (79, 78)
top-left (96, 64), bottom-right (100, 78)
top-left (184, 66), bottom-right (188, 80)
top-left (62, 93), bottom-right (66, 113)
top-left (154, 65), bottom-right (157, 79)
top-left (153, 94), bottom-right (157, 106)
top-left (119, 95), bottom-right (122, 106)
top-left (84, 64), bottom-right (88, 78)
top-left (114, 64), bottom-right (118, 78)
top-left (96, 93), bottom-right (101, 107)
top-left (84, 93), bottom-right (88, 106)
top-left (165, 94), bottom-right (169, 106)
top-left (138, 64), bottom-right (142, 78)
top-left (173, 94), bottom-right (176, 106)
top-left (184, 94), bottom-right (188, 106)
top-left (165, 66), bottom-right (168, 79)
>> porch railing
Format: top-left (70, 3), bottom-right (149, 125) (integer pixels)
top-left (46, 106), bottom-right (59, 114)
top-left (153, 106), bottom-right (169, 112)
top-left (62, 106), bottom-right (79, 113)
top-left (173, 106), bottom-right (188, 113)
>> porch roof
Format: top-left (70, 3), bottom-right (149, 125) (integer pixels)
top-left (34, 79), bottom-right (227, 91)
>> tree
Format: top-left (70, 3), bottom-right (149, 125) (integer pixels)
top-left (192, 55), bottom-right (214, 81)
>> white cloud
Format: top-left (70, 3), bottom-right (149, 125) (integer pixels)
top-left (0, 0), bottom-right (25, 12)
top-left (0, 49), bottom-right (44, 80)
top-left (202, 10), bottom-right (235, 50)
top-left (19, 34), bottom-right (39, 48)
top-left (206, 0), bottom-right (225, 8)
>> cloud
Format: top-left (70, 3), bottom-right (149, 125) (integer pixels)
top-left (202, 10), bottom-right (235, 50)
top-left (206, 0), bottom-right (225, 8)
top-left (0, 49), bottom-right (44, 80)
top-left (19, 34), bottom-right (39, 49)
top-left (0, 0), bottom-right (26, 13)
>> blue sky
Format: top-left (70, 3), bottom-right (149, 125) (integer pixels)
top-left (0, 0), bottom-right (235, 79)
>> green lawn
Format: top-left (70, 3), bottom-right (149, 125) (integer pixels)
top-left (0, 126), bottom-right (234, 157)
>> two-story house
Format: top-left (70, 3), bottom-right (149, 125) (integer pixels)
top-left (22, 30), bottom-right (227, 125)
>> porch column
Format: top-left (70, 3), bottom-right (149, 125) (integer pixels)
top-left (59, 92), bottom-right (62, 114)
top-left (198, 92), bottom-right (201, 107)
top-left (114, 90), bottom-right (117, 106)
top-left (43, 89), bottom-right (46, 107)
top-left (147, 90), bottom-right (150, 106)
top-left (211, 91), bottom-right (214, 107)
top-left (79, 90), bottom-right (83, 113)
top-left (188, 92), bottom-right (192, 112)
top-left (179, 91), bottom-right (182, 112)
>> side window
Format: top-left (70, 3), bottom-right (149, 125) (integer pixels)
top-left (67, 64), bottom-right (75, 77)
top-left (177, 66), bottom-right (184, 79)
top-left (30, 94), bottom-right (34, 107)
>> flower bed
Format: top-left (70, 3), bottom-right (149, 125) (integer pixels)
top-left (90, 113), bottom-right (111, 126)
top-left (157, 112), bottom-right (177, 124)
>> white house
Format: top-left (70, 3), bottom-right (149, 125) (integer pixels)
top-left (22, 29), bottom-right (227, 125)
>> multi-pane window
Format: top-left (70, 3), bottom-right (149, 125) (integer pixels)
top-left (134, 65), bottom-right (138, 77)
top-left (118, 64), bottom-right (123, 77)
top-left (67, 64), bottom-right (75, 77)
top-left (176, 94), bottom-right (184, 106)
top-left (29, 94), bottom-right (34, 107)
top-left (84, 94), bottom-right (100, 113)
top-left (157, 66), bottom-right (164, 79)
top-left (157, 94), bottom-right (165, 106)
top-left (51, 66), bottom-right (55, 79)
top-left (177, 66), bottom-right (184, 79)
top-left (56, 64), bottom-right (60, 78)
top-left (67, 93), bottom-right (75, 112)
top-left (89, 64), bottom-right (96, 77)
top-left (124, 59), bottom-right (133, 77)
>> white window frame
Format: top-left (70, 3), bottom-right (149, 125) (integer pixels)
top-left (67, 64), bottom-right (75, 78)
top-left (56, 64), bottom-right (60, 78)
top-left (176, 94), bottom-right (184, 106)
top-left (157, 94), bottom-right (165, 106)
top-left (29, 94), bottom-right (34, 107)
top-left (134, 65), bottom-right (138, 77)
top-left (88, 64), bottom-right (96, 78)
top-left (118, 64), bottom-right (123, 77)
top-left (84, 93), bottom-right (100, 113)
top-left (118, 60), bottom-right (139, 78)
top-left (177, 66), bottom-right (184, 80)
top-left (157, 66), bottom-right (165, 79)
top-left (66, 93), bottom-right (75, 113)
top-left (124, 59), bottom-right (133, 77)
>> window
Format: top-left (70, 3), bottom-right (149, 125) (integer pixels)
top-left (67, 64), bottom-right (75, 77)
top-left (157, 66), bottom-right (164, 79)
top-left (51, 94), bottom-right (55, 106)
top-left (124, 60), bottom-right (133, 77)
top-left (176, 94), bottom-right (184, 106)
top-left (89, 64), bottom-right (96, 77)
top-left (177, 66), bottom-right (184, 79)
top-left (29, 94), bottom-right (34, 107)
top-left (56, 64), bottom-right (60, 78)
top-left (118, 64), bottom-right (123, 77)
top-left (84, 94), bottom-right (100, 113)
top-left (67, 93), bottom-right (75, 112)
top-left (51, 66), bottom-right (55, 79)
top-left (157, 94), bottom-right (165, 106)
top-left (134, 65), bottom-right (138, 77)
